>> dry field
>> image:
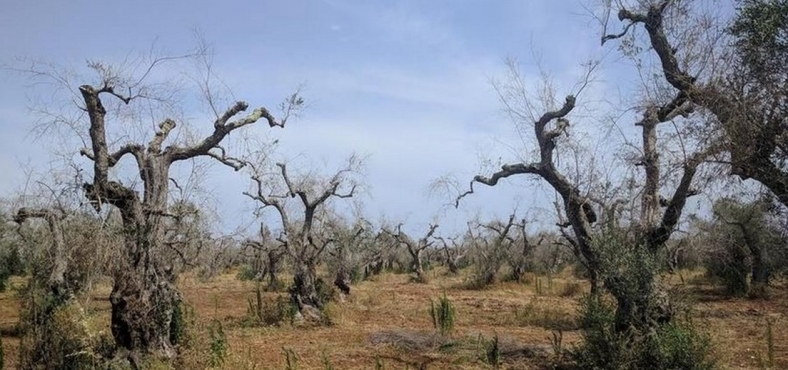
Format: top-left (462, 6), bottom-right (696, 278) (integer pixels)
top-left (0, 268), bottom-right (786, 369)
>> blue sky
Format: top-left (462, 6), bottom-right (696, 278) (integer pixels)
top-left (0, 1), bottom-right (645, 236)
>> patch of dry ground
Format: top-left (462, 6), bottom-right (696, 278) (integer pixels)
top-left (0, 268), bottom-right (786, 369)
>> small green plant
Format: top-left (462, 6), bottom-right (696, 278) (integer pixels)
top-left (571, 294), bottom-right (715, 370)
top-left (245, 284), bottom-right (297, 326)
top-left (321, 349), bottom-right (334, 370)
top-left (429, 292), bottom-right (456, 336)
top-left (282, 347), bottom-right (300, 370)
top-left (170, 300), bottom-right (195, 346)
top-left (759, 319), bottom-right (775, 369)
top-left (236, 264), bottom-right (260, 281)
top-left (208, 319), bottom-right (228, 367)
top-left (374, 353), bottom-right (385, 370)
top-left (550, 329), bottom-right (564, 362)
top-left (485, 334), bottom-right (502, 368)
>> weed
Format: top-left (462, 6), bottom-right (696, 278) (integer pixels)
top-left (550, 329), bottom-right (564, 361)
top-left (282, 347), bottom-right (299, 370)
top-left (374, 353), bottom-right (385, 370)
top-left (484, 334), bottom-right (501, 368)
top-left (511, 300), bottom-right (578, 331)
top-left (429, 292), bottom-right (456, 336)
top-left (244, 284), bottom-right (296, 326)
top-left (236, 264), bottom-right (260, 282)
top-left (208, 319), bottom-right (228, 367)
top-left (321, 349), bottom-right (334, 370)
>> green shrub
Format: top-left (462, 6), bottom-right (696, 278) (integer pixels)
top-left (170, 300), bottom-right (195, 347)
top-left (208, 320), bottom-right (228, 367)
top-left (571, 294), bottom-right (715, 370)
top-left (429, 292), bottom-right (456, 336)
top-left (484, 334), bottom-right (501, 368)
top-left (245, 284), bottom-right (297, 327)
top-left (236, 264), bottom-right (259, 282)
top-left (705, 247), bottom-right (749, 296)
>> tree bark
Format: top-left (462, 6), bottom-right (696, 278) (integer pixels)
top-left (77, 82), bottom-right (282, 359)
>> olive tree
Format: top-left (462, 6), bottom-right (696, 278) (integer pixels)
top-left (454, 11), bottom-right (719, 349)
top-left (381, 223), bottom-right (439, 283)
top-left (16, 50), bottom-right (300, 361)
top-left (244, 156), bottom-right (362, 321)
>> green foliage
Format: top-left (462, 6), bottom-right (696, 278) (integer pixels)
top-left (244, 283), bottom-right (297, 327)
top-left (571, 294), bottom-right (715, 370)
top-left (699, 198), bottom-right (787, 296)
top-left (169, 300), bottom-right (195, 347)
top-left (429, 292), bottom-right (456, 336)
top-left (315, 277), bottom-right (337, 306)
top-left (730, 0), bottom-right (788, 80)
top-left (349, 265), bottom-right (365, 284)
top-left (236, 264), bottom-right (259, 282)
top-left (18, 291), bottom-right (109, 370)
top-left (484, 334), bottom-right (501, 368)
top-left (207, 320), bottom-right (228, 367)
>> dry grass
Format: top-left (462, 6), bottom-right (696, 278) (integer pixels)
top-left (0, 267), bottom-right (786, 369)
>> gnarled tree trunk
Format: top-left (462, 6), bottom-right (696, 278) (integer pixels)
top-left (77, 79), bottom-right (289, 360)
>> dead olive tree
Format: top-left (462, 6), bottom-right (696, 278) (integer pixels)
top-left (456, 51), bottom-right (716, 342)
top-left (13, 208), bottom-right (69, 300)
top-left (435, 236), bottom-right (466, 274)
top-left (470, 215), bottom-right (520, 287)
top-left (603, 0), bottom-right (788, 206)
top-left (243, 223), bottom-right (288, 290)
top-left (325, 217), bottom-right (375, 294)
top-left (19, 54), bottom-right (301, 360)
top-left (382, 223), bottom-right (439, 283)
top-left (507, 221), bottom-right (545, 283)
top-left (244, 157), bottom-right (361, 321)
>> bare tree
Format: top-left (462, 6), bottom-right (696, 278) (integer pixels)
top-left (507, 221), bottom-right (545, 283)
top-left (456, 50), bottom-right (715, 335)
top-left (244, 156), bottom-right (361, 321)
top-left (13, 208), bottom-right (68, 299)
top-left (325, 217), bottom-right (374, 295)
top-left (15, 51), bottom-right (301, 360)
top-left (382, 223), bottom-right (439, 283)
top-left (243, 223), bottom-right (288, 290)
top-left (601, 0), bottom-right (788, 208)
top-left (435, 236), bottom-right (465, 274)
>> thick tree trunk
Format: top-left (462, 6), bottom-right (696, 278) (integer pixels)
top-left (109, 159), bottom-right (181, 359)
top-left (749, 246), bottom-right (770, 297)
top-left (290, 261), bottom-right (323, 310)
top-left (410, 249), bottom-right (427, 282)
top-left (447, 257), bottom-right (459, 274)
top-left (264, 250), bottom-right (284, 291)
top-left (110, 260), bottom-right (179, 358)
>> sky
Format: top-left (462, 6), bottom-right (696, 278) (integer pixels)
top-left (0, 0), bottom-right (670, 237)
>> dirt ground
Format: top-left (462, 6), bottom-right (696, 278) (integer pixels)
top-left (0, 268), bottom-right (786, 369)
